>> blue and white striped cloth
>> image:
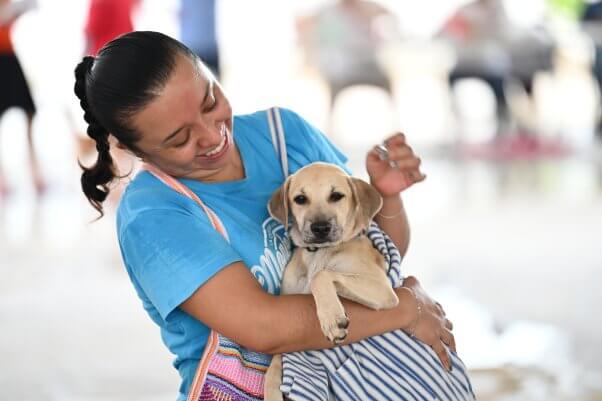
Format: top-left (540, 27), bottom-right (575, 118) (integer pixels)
top-left (280, 223), bottom-right (475, 401)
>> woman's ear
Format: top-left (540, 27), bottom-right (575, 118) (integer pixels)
top-left (268, 177), bottom-right (291, 228)
top-left (349, 177), bottom-right (383, 231)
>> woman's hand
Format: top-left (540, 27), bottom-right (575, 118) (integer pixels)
top-left (366, 132), bottom-right (426, 198)
top-left (401, 276), bottom-right (456, 371)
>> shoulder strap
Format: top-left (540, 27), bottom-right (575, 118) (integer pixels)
top-left (266, 107), bottom-right (288, 179)
top-left (140, 163), bottom-right (229, 400)
top-left (142, 163), bottom-right (230, 243)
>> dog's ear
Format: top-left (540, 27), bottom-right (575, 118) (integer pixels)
top-left (349, 177), bottom-right (383, 231)
top-left (268, 177), bottom-right (291, 228)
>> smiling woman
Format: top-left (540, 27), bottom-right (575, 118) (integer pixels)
top-left (74, 31), bottom-right (473, 401)
top-left (129, 61), bottom-right (242, 182)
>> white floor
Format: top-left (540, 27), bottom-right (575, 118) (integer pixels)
top-left (1, 140), bottom-right (602, 400)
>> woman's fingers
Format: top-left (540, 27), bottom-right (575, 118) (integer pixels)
top-left (384, 132), bottom-right (406, 147)
top-left (383, 146), bottom-right (426, 180)
top-left (431, 340), bottom-right (452, 372)
top-left (440, 327), bottom-right (456, 353)
top-left (435, 301), bottom-right (446, 317)
top-left (385, 144), bottom-right (413, 159)
top-left (408, 170), bottom-right (427, 183)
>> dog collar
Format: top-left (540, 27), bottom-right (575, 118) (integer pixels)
top-left (302, 229), bottom-right (367, 253)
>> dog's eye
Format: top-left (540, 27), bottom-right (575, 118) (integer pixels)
top-left (329, 192), bottom-right (345, 202)
top-left (293, 195), bottom-right (308, 205)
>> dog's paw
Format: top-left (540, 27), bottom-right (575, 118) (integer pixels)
top-left (318, 312), bottom-right (350, 344)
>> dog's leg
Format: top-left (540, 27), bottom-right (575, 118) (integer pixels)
top-left (311, 270), bottom-right (350, 343)
top-left (332, 272), bottom-right (399, 310)
top-left (264, 354), bottom-right (284, 401)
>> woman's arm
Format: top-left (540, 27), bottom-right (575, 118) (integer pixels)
top-left (374, 194), bottom-right (410, 255)
top-left (180, 262), bottom-right (453, 369)
top-left (366, 133), bottom-right (425, 255)
top-left (181, 261), bottom-right (415, 353)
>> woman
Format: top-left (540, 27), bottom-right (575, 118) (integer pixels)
top-left (74, 31), bottom-right (471, 401)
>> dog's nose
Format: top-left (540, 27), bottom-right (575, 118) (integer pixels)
top-left (311, 221), bottom-right (332, 238)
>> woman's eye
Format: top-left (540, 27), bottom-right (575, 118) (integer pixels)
top-left (293, 195), bottom-right (308, 205)
top-left (173, 133), bottom-right (191, 148)
top-left (329, 192), bottom-right (345, 202)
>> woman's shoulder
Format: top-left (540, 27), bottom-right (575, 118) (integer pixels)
top-left (233, 107), bottom-right (316, 145)
top-left (233, 107), bottom-right (307, 133)
top-left (116, 170), bottom-right (200, 232)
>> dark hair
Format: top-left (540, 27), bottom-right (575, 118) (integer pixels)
top-left (74, 31), bottom-right (196, 218)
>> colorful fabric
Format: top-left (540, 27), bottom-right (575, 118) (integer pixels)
top-left (196, 335), bottom-right (270, 401)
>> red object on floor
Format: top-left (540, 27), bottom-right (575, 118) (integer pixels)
top-left (460, 134), bottom-right (572, 161)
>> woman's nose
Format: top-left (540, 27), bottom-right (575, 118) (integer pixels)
top-left (195, 121), bottom-right (222, 148)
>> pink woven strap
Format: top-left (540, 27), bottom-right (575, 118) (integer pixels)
top-left (142, 163), bottom-right (230, 242)
top-left (141, 163), bottom-right (229, 401)
top-left (187, 331), bottom-right (219, 401)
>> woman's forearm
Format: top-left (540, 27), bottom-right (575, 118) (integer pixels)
top-left (373, 194), bottom-right (410, 256)
top-left (180, 262), bottom-right (417, 355)
top-left (260, 287), bottom-right (417, 354)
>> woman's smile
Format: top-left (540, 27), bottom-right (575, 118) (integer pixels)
top-left (196, 124), bottom-right (230, 162)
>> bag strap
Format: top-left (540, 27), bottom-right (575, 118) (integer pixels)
top-left (142, 163), bottom-right (226, 401)
top-left (142, 163), bottom-right (230, 242)
top-left (266, 107), bottom-right (288, 179)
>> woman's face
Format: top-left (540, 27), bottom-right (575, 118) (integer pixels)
top-left (129, 54), bottom-right (239, 182)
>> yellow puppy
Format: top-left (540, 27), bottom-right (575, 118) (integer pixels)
top-left (264, 162), bottom-right (399, 401)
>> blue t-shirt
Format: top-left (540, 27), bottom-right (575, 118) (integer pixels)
top-left (116, 108), bottom-right (349, 399)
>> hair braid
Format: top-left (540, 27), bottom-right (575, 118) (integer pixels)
top-left (74, 56), bottom-right (116, 218)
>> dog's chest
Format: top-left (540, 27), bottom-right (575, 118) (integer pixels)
top-left (286, 250), bottom-right (336, 294)
top-left (302, 250), bottom-right (334, 278)
top-left (281, 237), bottom-right (386, 295)
top-left (300, 242), bottom-right (364, 280)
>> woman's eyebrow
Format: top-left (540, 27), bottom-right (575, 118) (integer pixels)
top-left (161, 80), bottom-right (212, 145)
top-left (162, 126), bottom-right (186, 145)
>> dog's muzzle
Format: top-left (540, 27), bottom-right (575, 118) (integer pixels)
top-left (310, 221), bottom-right (332, 240)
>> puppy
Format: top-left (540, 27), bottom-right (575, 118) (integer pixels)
top-left (264, 162), bottom-right (399, 401)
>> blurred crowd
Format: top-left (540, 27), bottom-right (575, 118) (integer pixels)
top-left (1, 0), bottom-right (602, 209)
top-left (1, 0), bottom-right (602, 205)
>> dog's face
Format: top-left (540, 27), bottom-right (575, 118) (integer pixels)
top-left (268, 163), bottom-right (383, 248)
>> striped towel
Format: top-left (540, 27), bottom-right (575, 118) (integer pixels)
top-left (280, 223), bottom-right (475, 401)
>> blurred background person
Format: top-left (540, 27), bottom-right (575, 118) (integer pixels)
top-left (440, 0), bottom-right (554, 143)
top-left (178, 0), bottom-right (220, 78)
top-left (84, 0), bottom-right (138, 56)
top-left (582, 0), bottom-right (602, 138)
top-left (74, 0), bottom-right (139, 157)
top-left (0, 0), bottom-right (44, 197)
top-left (296, 0), bottom-right (399, 111)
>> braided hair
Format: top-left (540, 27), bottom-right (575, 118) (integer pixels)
top-left (73, 31), bottom-right (197, 218)
top-left (74, 56), bottom-right (116, 216)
